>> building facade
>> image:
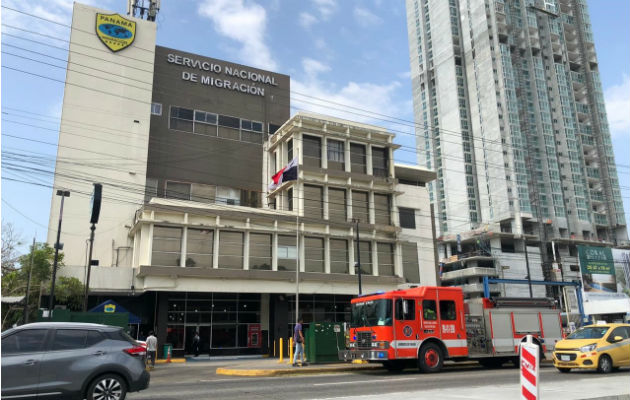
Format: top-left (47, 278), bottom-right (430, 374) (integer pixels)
top-left (405, 0), bottom-right (628, 298)
top-left (50, 3), bottom-right (438, 356)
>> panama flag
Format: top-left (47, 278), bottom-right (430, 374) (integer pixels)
top-left (268, 157), bottom-right (298, 191)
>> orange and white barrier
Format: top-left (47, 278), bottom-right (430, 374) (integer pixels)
top-left (520, 335), bottom-right (539, 400)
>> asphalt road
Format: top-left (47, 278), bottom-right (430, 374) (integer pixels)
top-left (127, 362), bottom-right (630, 400)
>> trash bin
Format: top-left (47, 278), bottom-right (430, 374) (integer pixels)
top-left (305, 322), bottom-right (345, 364)
top-left (163, 344), bottom-right (172, 359)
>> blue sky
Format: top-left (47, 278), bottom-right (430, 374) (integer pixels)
top-left (1, 0), bottom-right (628, 253)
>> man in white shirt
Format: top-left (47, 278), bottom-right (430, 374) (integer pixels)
top-left (146, 331), bottom-right (158, 369)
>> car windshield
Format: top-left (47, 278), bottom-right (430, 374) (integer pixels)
top-left (351, 299), bottom-right (392, 327)
top-left (566, 326), bottom-right (609, 339)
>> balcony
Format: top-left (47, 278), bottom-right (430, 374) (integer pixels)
top-left (461, 282), bottom-right (501, 295)
top-left (594, 213), bottom-right (608, 226)
top-left (441, 267), bottom-right (498, 283)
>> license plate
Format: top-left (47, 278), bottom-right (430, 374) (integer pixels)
top-left (560, 355), bottom-right (570, 361)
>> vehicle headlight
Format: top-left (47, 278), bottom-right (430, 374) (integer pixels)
top-left (579, 343), bottom-right (597, 353)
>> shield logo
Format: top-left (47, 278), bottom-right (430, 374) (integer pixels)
top-left (95, 13), bottom-right (136, 52)
top-left (104, 304), bottom-right (116, 313)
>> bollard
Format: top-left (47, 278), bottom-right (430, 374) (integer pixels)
top-left (520, 334), bottom-right (540, 400)
top-left (273, 339), bottom-right (276, 357)
top-left (288, 337), bottom-right (294, 364)
top-left (278, 338), bottom-right (283, 363)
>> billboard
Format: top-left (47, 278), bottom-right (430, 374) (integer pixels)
top-left (578, 246), bottom-right (616, 294)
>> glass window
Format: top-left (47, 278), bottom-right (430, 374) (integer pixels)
top-left (399, 208), bottom-right (416, 229)
top-left (355, 241), bottom-right (372, 275)
top-left (241, 119), bottom-right (252, 130)
top-left (350, 143), bottom-right (366, 174)
top-left (1, 329), bottom-right (47, 354)
top-left (165, 181), bottom-right (191, 200)
top-left (269, 123), bottom-right (281, 135)
top-left (351, 299), bottom-right (392, 327)
top-left (218, 115), bottom-right (240, 129)
top-left (304, 185), bottom-right (323, 218)
top-left (330, 239), bottom-right (348, 274)
top-left (145, 177), bottom-right (157, 203)
top-left (372, 147), bottom-right (388, 177)
top-left (218, 231), bottom-right (243, 269)
top-left (287, 188), bottom-right (293, 211)
top-left (303, 135), bottom-right (322, 168)
top-left (52, 329), bottom-right (87, 351)
top-left (152, 226), bottom-right (182, 267)
top-left (191, 183), bottom-right (216, 204)
top-left (252, 121), bottom-right (263, 132)
top-left (352, 191), bottom-right (369, 224)
top-left (193, 110), bottom-right (217, 136)
top-left (608, 327), bottom-right (629, 341)
top-left (287, 139), bottom-right (293, 161)
top-left (151, 102), bottom-right (162, 116)
top-left (327, 140), bottom-right (345, 171)
top-left (249, 233), bottom-right (271, 270)
top-left (439, 300), bottom-right (457, 320)
top-left (86, 331), bottom-right (105, 346)
top-left (211, 325), bottom-right (237, 348)
top-left (242, 129), bottom-right (262, 144)
top-left (377, 243), bottom-right (395, 276)
top-left (186, 228), bottom-right (213, 268)
top-left (402, 243), bottom-right (420, 283)
top-left (216, 186), bottom-right (240, 205)
top-left (305, 237), bottom-right (324, 273)
top-left (374, 194), bottom-right (391, 225)
top-left (166, 326), bottom-right (185, 350)
top-left (278, 235), bottom-right (297, 271)
top-left (422, 300), bottom-right (437, 320)
top-left (328, 188), bottom-right (347, 221)
top-left (169, 106), bottom-right (193, 132)
top-left (395, 299), bottom-right (416, 320)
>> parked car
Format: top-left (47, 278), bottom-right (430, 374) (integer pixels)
top-left (1, 322), bottom-right (150, 399)
top-left (552, 323), bottom-right (630, 373)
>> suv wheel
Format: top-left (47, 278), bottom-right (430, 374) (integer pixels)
top-left (87, 374), bottom-right (128, 400)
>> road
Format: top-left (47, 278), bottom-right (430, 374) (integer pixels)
top-left (128, 362), bottom-right (630, 400)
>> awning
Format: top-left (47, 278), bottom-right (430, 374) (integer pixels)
top-left (89, 300), bottom-right (141, 324)
top-left (1, 295), bottom-right (25, 304)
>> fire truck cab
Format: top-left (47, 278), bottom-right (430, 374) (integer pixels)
top-left (339, 286), bottom-right (563, 372)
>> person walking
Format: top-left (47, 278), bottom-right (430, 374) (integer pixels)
top-left (292, 317), bottom-right (307, 367)
top-left (192, 331), bottom-right (201, 357)
top-left (146, 331), bottom-right (157, 369)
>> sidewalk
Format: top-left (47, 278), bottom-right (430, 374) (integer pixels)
top-left (216, 358), bottom-right (381, 377)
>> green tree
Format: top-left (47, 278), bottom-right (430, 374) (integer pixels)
top-left (55, 277), bottom-right (85, 311)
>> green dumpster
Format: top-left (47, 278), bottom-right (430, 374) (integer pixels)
top-left (305, 322), bottom-right (346, 364)
top-left (163, 344), bottom-right (173, 359)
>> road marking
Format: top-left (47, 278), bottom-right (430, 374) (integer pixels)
top-left (312, 377), bottom-right (418, 386)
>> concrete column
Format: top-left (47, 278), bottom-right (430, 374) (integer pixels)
top-left (213, 228), bottom-right (220, 269)
top-left (243, 230), bottom-right (250, 270)
top-left (344, 139), bottom-right (351, 173)
top-left (371, 240), bottom-right (378, 276)
top-left (272, 222), bottom-right (278, 271)
top-left (395, 242), bottom-right (403, 277)
top-left (347, 188), bottom-right (354, 220)
top-left (368, 191), bottom-right (375, 225)
top-left (323, 186), bottom-right (329, 220)
top-left (138, 223), bottom-right (153, 266)
top-left (321, 136), bottom-right (328, 169)
top-left (349, 229), bottom-right (355, 276)
top-left (366, 145), bottom-right (373, 175)
top-left (299, 225), bottom-right (305, 272)
top-left (324, 236), bottom-right (331, 274)
top-left (180, 226), bottom-right (188, 268)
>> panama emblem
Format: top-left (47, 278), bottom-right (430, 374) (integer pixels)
top-left (104, 304), bottom-right (116, 313)
top-left (403, 325), bottom-right (413, 337)
top-left (95, 13), bottom-right (136, 52)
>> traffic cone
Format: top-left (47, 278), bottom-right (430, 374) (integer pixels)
top-left (166, 347), bottom-right (172, 363)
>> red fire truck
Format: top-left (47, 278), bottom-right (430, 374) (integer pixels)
top-left (339, 286), bottom-right (564, 372)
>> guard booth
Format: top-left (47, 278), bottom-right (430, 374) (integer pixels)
top-left (305, 322), bottom-right (346, 364)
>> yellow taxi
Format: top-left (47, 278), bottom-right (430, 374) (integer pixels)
top-left (553, 323), bottom-right (630, 373)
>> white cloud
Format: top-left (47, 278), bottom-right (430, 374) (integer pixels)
top-left (604, 75), bottom-right (630, 138)
top-left (198, 0), bottom-right (277, 71)
top-left (292, 57), bottom-right (404, 126)
top-left (312, 0), bottom-right (337, 19)
top-left (299, 12), bottom-right (318, 29)
top-left (314, 38), bottom-right (327, 50)
top-left (353, 7), bottom-right (382, 27)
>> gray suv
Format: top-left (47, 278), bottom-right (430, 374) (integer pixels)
top-left (1, 322), bottom-right (150, 400)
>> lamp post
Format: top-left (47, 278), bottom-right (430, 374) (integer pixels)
top-left (353, 218), bottom-right (362, 295)
top-left (49, 190), bottom-right (70, 316)
top-left (83, 183), bottom-right (102, 312)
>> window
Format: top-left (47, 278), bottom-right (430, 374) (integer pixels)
top-left (395, 299), bottom-right (416, 320)
top-left (145, 177), bottom-right (158, 203)
top-left (422, 300), bottom-right (437, 320)
top-left (350, 143), bottom-right (367, 174)
top-left (151, 102), bottom-right (162, 116)
top-left (330, 239), bottom-right (348, 274)
top-left (287, 188), bottom-right (293, 211)
top-left (52, 329), bottom-right (87, 350)
top-left (186, 228), bottom-right (213, 268)
top-left (439, 300), bottom-right (457, 320)
top-left (305, 237), bottom-right (324, 273)
top-left (377, 243), bottom-right (395, 276)
top-left (352, 191), bottom-right (369, 224)
top-left (216, 186), bottom-right (240, 205)
top-left (218, 114), bottom-right (240, 129)
top-left (402, 243), bottom-right (420, 283)
top-left (287, 139), bottom-right (293, 161)
top-left (269, 123), bottom-right (281, 135)
top-left (241, 119), bottom-right (263, 144)
top-left (328, 188), bottom-right (347, 221)
top-left (303, 135), bottom-right (322, 168)
top-left (169, 107), bottom-right (193, 132)
top-left (165, 181), bottom-right (191, 200)
top-left (399, 208), bottom-right (416, 229)
top-left (1, 329), bottom-right (47, 354)
top-left (194, 110), bottom-right (217, 136)
top-left (374, 194), bottom-right (391, 225)
top-left (190, 183), bottom-right (217, 204)
top-left (372, 147), bottom-right (388, 177)
top-left (304, 185), bottom-right (323, 218)
top-left (152, 226), bottom-right (182, 266)
top-left (249, 233), bottom-right (271, 270)
top-left (355, 241), bottom-right (372, 275)
top-left (218, 231), bottom-right (243, 269)
top-left (608, 327), bottom-right (630, 342)
top-left (86, 331), bottom-right (105, 346)
top-left (278, 235), bottom-right (297, 271)
top-left (327, 140), bottom-right (345, 171)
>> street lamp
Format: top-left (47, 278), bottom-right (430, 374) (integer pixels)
top-left (353, 218), bottom-right (362, 295)
top-left (49, 189), bottom-right (70, 316)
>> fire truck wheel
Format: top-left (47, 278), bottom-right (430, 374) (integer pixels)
top-left (382, 361), bottom-right (405, 372)
top-left (418, 343), bottom-right (443, 373)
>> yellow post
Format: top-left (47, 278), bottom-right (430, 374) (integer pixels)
top-left (288, 337), bottom-right (294, 364)
top-left (278, 338), bottom-right (283, 363)
top-left (273, 339), bottom-right (276, 357)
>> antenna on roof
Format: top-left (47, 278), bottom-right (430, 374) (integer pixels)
top-left (127, 0), bottom-right (160, 21)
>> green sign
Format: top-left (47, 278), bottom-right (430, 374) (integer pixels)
top-left (578, 245), bottom-right (614, 275)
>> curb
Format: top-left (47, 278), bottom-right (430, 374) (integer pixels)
top-left (216, 364), bottom-right (382, 377)
top-left (155, 358), bottom-right (186, 364)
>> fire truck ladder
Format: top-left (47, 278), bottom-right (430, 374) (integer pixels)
top-left (482, 277), bottom-right (587, 325)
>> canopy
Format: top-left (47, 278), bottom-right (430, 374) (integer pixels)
top-left (89, 300), bottom-right (141, 324)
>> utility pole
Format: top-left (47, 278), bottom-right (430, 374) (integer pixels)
top-left (49, 190), bottom-right (70, 316)
top-left (22, 236), bottom-right (36, 324)
top-left (83, 183), bottom-right (102, 312)
top-left (353, 218), bottom-right (362, 295)
top-left (83, 224), bottom-right (96, 312)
